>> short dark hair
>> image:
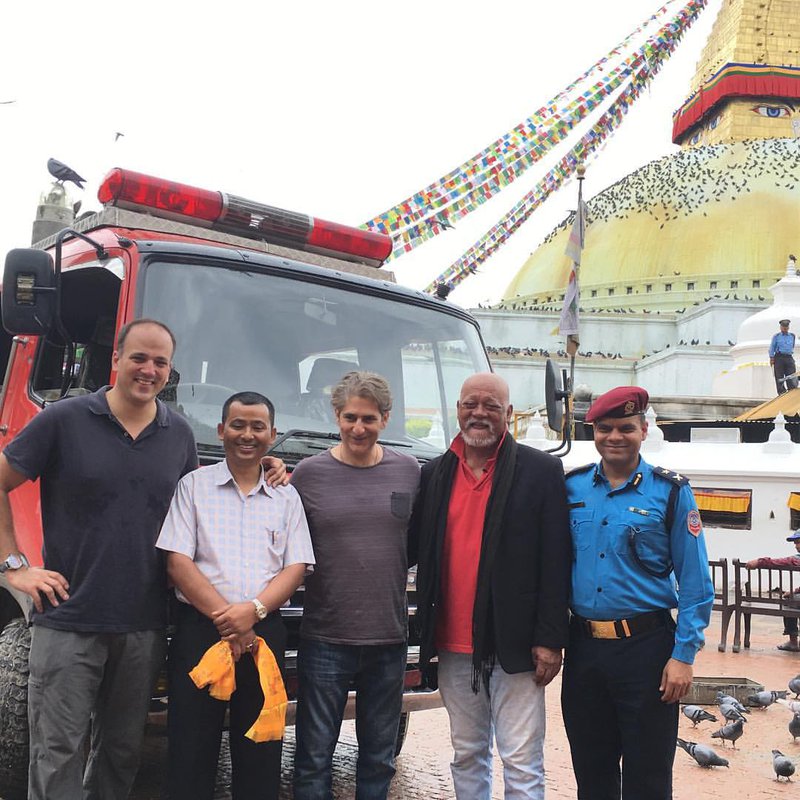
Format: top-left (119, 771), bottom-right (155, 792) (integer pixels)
top-left (221, 391), bottom-right (276, 427)
top-left (116, 318), bottom-right (176, 355)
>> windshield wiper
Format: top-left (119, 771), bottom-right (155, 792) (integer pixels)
top-left (196, 442), bottom-right (225, 463)
top-left (267, 429), bottom-right (339, 463)
top-left (270, 429), bottom-right (414, 451)
top-left (270, 429), bottom-right (339, 449)
top-left (198, 429), bottom-right (430, 469)
top-left (376, 438), bottom-right (412, 448)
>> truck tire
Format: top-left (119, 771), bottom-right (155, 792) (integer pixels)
top-left (394, 711), bottom-right (410, 757)
top-left (0, 618), bottom-right (30, 800)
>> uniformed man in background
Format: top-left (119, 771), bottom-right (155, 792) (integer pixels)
top-left (561, 386), bottom-right (714, 800)
top-left (769, 318), bottom-right (797, 394)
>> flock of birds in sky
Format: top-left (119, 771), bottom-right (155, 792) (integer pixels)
top-left (677, 677), bottom-right (800, 781)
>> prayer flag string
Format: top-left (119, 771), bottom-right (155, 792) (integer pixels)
top-left (363, 0), bottom-right (688, 245)
top-left (423, 0), bottom-right (708, 293)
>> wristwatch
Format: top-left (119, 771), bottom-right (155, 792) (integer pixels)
top-left (252, 598), bottom-right (268, 620)
top-left (0, 553), bottom-right (29, 574)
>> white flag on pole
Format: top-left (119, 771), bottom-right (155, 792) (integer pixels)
top-left (559, 199), bottom-right (587, 349)
top-left (559, 265), bottom-right (580, 337)
top-left (564, 199), bottom-right (587, 267)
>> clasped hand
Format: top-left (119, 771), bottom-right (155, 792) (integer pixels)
top-left (212, 602), bottom-right (258, 661)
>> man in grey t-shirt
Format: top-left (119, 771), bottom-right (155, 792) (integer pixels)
top-left (291, 371), bottom-right (420, 800)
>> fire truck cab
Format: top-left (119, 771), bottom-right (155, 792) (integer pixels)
top-left (0, 169), bottom-right (490, 797)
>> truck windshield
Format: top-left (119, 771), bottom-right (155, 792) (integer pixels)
top-left (140, 259), bottom-right (489, 462)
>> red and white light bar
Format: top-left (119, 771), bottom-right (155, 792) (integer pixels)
top-left (97, 168), bottom-right (392, 267)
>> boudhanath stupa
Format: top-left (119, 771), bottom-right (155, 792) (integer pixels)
top-left (504, 0), bottom-right (799, 312)
top-left (474, 0), bottom-right (800, 409)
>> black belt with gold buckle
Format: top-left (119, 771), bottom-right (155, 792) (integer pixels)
top-left (571, 610), bottom-right (671, 640)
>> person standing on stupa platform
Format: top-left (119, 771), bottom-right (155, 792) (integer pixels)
top-left (770, 318), bottom-right (797, 394)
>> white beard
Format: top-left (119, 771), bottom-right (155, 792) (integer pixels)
top-left (461, 426), bottom-right (500, 449)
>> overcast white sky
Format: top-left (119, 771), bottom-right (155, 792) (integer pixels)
top-left (0, 0), bottom-right (722, 308)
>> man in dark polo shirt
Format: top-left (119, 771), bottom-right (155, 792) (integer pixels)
top-left (0, 319), bottom-right (197, 800)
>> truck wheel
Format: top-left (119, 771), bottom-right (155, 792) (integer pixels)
top-left (394, 711), bottom-right (410, 757)
top-left (0, 618), bottom-right (30, 800)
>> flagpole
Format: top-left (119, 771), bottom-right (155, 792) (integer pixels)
top-left (568, 162), bottom-right (586, 401)
top-left (556, 160), bottom-right (586, 450)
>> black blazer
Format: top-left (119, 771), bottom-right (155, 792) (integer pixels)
top-left (408, 442), bottom-right (571, 679)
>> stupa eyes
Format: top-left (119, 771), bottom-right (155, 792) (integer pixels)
top-left (751, 104), bottom-right (792, 119)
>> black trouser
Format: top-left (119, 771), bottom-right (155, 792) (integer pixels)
top-left (774, 353), bottom-right (797, 394)
top-left (167, 603), bottom-right (287, 800)
top-left (561, 620), bottom-right (678, 800)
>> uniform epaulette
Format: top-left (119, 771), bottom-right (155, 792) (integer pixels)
top-left (652, 466), bottom-right (689, 486)
top-left (565, 463), bottom-right (595, 478)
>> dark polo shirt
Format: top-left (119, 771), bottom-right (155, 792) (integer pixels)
top-left (4, 387), bottom-right (197, 632)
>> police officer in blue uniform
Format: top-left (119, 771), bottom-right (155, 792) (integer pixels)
top-left (770, 319), bottom-right (797, 394)
top-left (561, 386), bottom-right (714, 800)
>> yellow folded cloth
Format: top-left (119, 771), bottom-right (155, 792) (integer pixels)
top-left (188, 637), bottom-right (288, 742)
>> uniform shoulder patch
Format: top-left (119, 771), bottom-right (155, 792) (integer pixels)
top-left (652, 466), bottom-right (689, 486)
top-left (565, 463), bottom-right (594, 478)
top-left (687, 509), bottom-right (702, 537)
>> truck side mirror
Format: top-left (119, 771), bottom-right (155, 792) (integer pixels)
top-left (545, 358), bottom-right (566, 433)
top-left (544, 358), bottom-right (574, 457)
top-left (2, 249), bottom-right (57, 335)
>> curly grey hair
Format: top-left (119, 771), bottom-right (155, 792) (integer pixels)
top-left (330, 371), bottom-right (393, 416)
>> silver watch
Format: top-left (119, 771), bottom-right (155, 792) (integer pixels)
top-left (0, 553), bottom-right (29, 574)
top-left (252, 598), bottom-right (268, 620)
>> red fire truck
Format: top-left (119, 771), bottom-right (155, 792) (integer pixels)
top-left (0, 168), bottom-right (490, 797)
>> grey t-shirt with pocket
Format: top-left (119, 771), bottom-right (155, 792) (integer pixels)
top-left (290, 447), bottom-right (420, 645)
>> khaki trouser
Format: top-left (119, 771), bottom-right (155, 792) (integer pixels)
top-left (27, 625), bottom-right (165, 800)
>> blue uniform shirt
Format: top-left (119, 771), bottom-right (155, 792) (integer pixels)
top-left (770, 331), bottom-right (796, 357)
top-left (566, 457), bottom-right (714, 664)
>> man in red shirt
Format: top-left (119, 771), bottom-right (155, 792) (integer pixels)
top-left (409, 373), bottom-right (571, 800)
top-left (746, 529), bottom-right (800, 651)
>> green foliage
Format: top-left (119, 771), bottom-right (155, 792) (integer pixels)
top-left (405, 417), bottom-right (433, 438)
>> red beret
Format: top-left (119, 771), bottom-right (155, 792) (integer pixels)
top-left (586, 386), bottom-right (649, 423)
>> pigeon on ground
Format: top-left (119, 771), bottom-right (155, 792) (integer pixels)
top-left (747, 690), bottom-right (787, 708)
top-left (789, 675), bottom-right (800, 698)
top-left (719, 702), bottom-right (748, 724)
top-left (777, 698), bottom-right (800, 714)
top-left (710, 719), bottom-right (744, 748)
top-left (772, 750), bottom-right (795, 781)
top-left (677, 738), bottom-right (729, 768)
top-left (47, 158), bottom-right (86, 189)
top-left (790, 713), bottom-right (800, 743)
top-left (716, 692), bottom-right (749, 714)
top-left (682, 705), bottom-right (717, 727)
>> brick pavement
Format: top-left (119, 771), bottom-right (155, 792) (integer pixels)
top-left (673, 612), bottom-right (800, 797)
top-left (128, 612), bottom-right (800, 798)
top-left (397, 611), bottom-right (800, 798)
top-left (540, 612), bottom-right (800, 799)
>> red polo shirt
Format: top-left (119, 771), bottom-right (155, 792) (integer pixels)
top-left (434, 432), bottom-right (503, 653)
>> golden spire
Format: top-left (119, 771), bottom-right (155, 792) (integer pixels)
top-left (673, 0), bottom-right (800, 146)
top-left (692, 0), bottom-right (800, 88)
